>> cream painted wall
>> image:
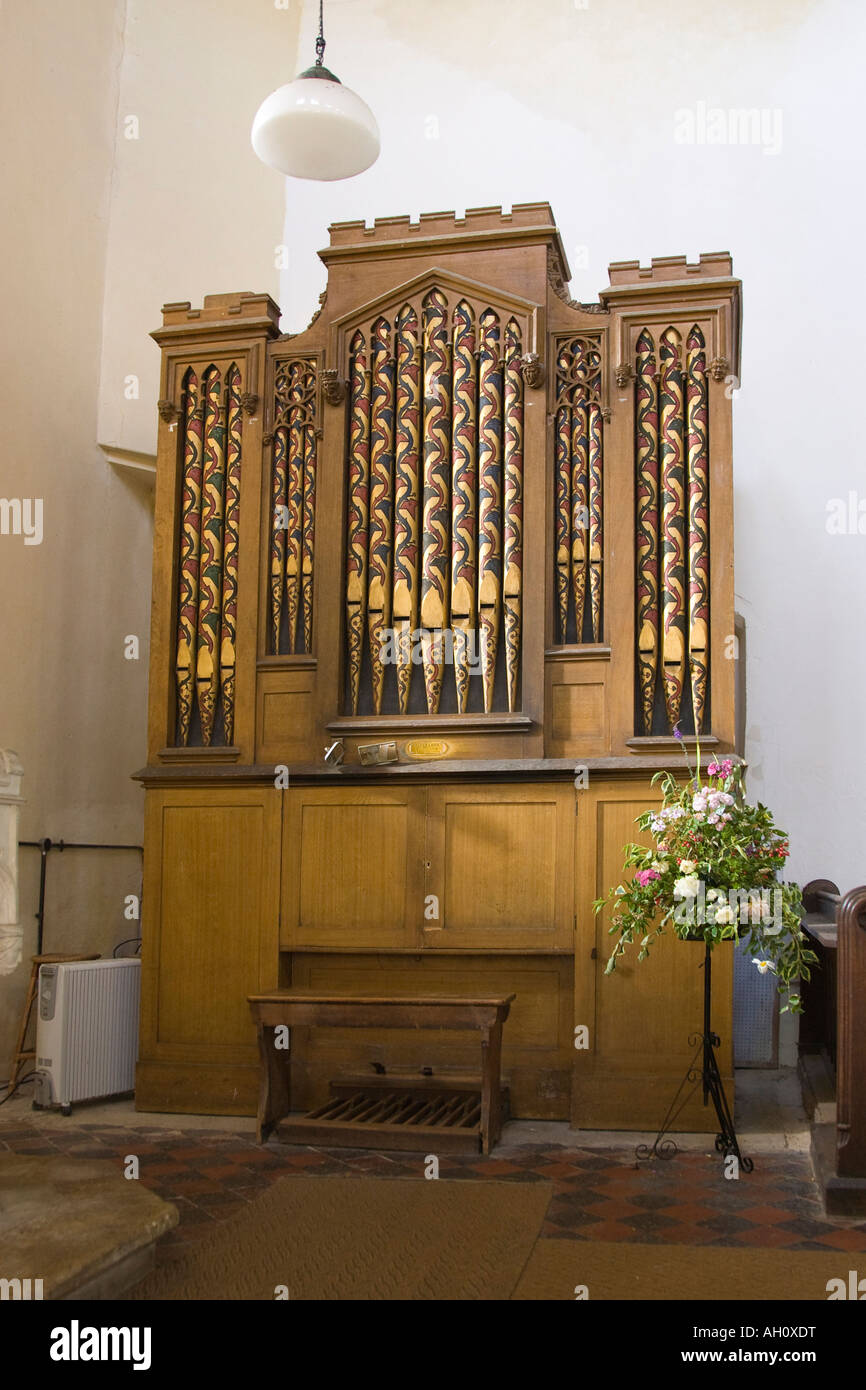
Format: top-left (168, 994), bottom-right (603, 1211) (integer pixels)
top-left (0, 0), bottom-right (148, 1075)
top-left (0, 0), bottom-right (296, 1077)
top-left (97, 0), bottom-right (296, 462)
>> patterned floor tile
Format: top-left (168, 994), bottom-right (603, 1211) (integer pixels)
top-left (3, 1112), bottom-right (866, 1259)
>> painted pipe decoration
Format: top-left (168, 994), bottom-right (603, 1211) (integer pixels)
top-left (570, 398), bottom-right (589, 643)
top-left (346, 332), bottom-right (370, 714)
top-left (634, 330), bottom-right (660, 734)
top-left (658, 327), bottom-right (687, 732)
top-left (392, 305), bottom-right (421, 713)
top-left (219, 365), bottom-right (242, 745)
top-left (502, 318), bottom-right (524, 712)
top-left (270, 424), bottom-right (289, 655)
top-left (196, 366), bottom-right (227, 745)
top-left (367, 318), bottom-right (395, 714)
top-left (587, 399), bottom-right (603, 642)
top-left (685, 325), bottom-right (710, 732)
top-left (175, 368), bottom-right (203, 745)
top-left (284, 365), bottom-right (305, 656)
top-left (477, 309), bottom-right (502, 713)
top-left (420, 290), bottom-right (451, 714)
top-left (553, 336), bottom-right (604, 646)
top-left (450, 300), bottom-right (477, 713)
top-left (554, 346), bottom-right (572, 645)
top-left (343, 289), bottom-right (527, 716)
top-left (301, 412), bottom-right (317, 655)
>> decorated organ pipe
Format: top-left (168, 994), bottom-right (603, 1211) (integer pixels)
top-left (196, 366), bottom-right (226, 746)
top-left (570, 400), bottom-right (589, 642)
top-left (269, 357), bottom-right (318, 658)
top-left (284, 370), bottom-right (304, 656)
top-left (301, 421), bottom-right (317, 653)
top-left (502, 318), bottom-right (524, 713)
top-left (392, 306), bottom-right (421, 714)
top-left (633, 324), bottom-right (710, 735)
top-left (477, 309), bottom-right (503, 713)
top-left (635, 330), bottom-right (660, 734)
top-left (343, 286), bottom-right (527, 715)
top-left (420, 289), bottom-right (451, 714)
top-left (346, 333), bottom-right (370, 713)
top-left (685, 325), bottom-right (710, 733)
top-left (450, 300), bottom-right (477, 714)
top-left (175, 368), bottom-right (203, 746)
top-left (587, 400), bottom-right (603, 643)
top-left (173, 361), bottom-right (246, 747)
top-left (219, 365), bottom-right (242, 744)
top-left (553, 353), bottom-right (572, 645)
top-left (553, 336), bottom-right (605, 645)
top-left (659, 328), bottom-right (687, 732)
top-left (367, 317), bottom-right (395, 714)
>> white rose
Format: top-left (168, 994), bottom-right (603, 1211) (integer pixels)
top-left (674, 875), bottom-right (700, 898)
top-left (678, 859), bottom-right (697, 875)
top-left (715, 906), bottom-right (734, 925)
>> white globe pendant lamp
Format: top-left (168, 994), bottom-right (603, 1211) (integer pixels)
top-left (251, 0), bottom-right (380, 181)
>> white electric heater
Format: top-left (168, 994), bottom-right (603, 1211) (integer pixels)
top-left (34, 957), bottom-right (140, 1113)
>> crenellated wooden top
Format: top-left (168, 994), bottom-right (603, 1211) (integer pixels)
top-left (319, 201), bottom-right (571, 288)
top-left (606, 252), bottom-right (734, 285)
top-left (152, 292), bottom-right (282, 347)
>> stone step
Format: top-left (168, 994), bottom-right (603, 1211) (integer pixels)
top-left (0, 1156), bottom-right (177, 1301)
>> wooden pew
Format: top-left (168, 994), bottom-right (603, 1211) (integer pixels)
top-left (801, 880), bottom-right (866, 1213)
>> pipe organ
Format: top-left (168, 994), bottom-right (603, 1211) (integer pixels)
top-left (137, 207), bottom-right (741, 1131)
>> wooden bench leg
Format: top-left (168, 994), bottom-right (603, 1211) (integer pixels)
top-left (479, 1021), bottom-right (504, 1156)
top-left (256, 1024), bottom-right (291, 1145)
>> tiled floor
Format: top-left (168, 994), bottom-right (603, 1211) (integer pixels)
top-left (3, 1110), bottom-right (866, 1256)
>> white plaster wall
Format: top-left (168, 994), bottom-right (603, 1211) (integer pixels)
top-left (276, 0), bottom-right (866, 892)
top-left (0, 0), bottom-right (147, 1075)
top-left (96, 0), bottom-right (296, 461)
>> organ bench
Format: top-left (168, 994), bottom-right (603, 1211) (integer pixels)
top-left (248, 991), bottom-right (514, 1153)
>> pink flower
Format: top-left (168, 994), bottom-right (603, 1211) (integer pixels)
top-left (635, 868), bottom-right (661, 886)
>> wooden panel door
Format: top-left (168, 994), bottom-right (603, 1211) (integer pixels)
top-left (282, 785), bottom-right (426, 950)
top-left (573, 781), bottom-right (733, 1130)
top-left (136, 786), bottom-right (282, 1114)
top-left (424, 783), bottom-right (575, 951)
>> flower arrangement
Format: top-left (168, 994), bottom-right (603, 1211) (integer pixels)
top-left (594, 737), bottom-right (817, 1013)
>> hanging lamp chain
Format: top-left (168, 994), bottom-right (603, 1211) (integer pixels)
top-left (315, 0), bottom-right (326, 66)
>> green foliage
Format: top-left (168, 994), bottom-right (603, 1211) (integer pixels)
top-left (595, 749), bottom-right (817, 1014)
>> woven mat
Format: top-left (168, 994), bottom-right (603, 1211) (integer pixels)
top-left (514, 1238), bottom-right (854, 1301)
top-left (131, 1175), bottom-right (553, 1301)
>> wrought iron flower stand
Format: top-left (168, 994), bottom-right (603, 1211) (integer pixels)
top-left (636, 940), bottom-right (753, 1171)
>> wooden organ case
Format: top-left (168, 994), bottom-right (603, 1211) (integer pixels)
top-left (136, 205), bottom-right (741, 1132)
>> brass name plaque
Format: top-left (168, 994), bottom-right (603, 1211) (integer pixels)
top-left (404, 739), bottom-right (450, 760)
